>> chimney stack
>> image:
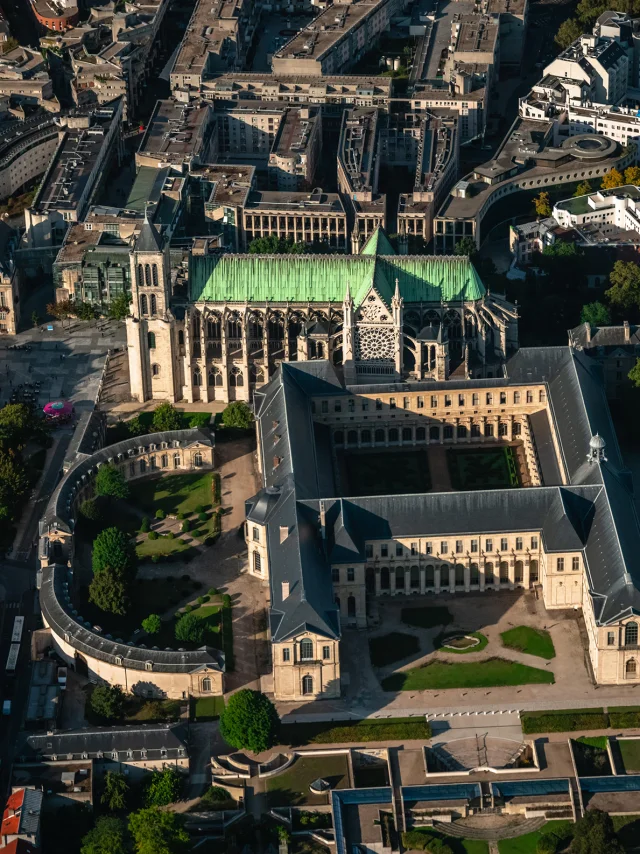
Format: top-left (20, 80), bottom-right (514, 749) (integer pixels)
top-left (624, 320), bottom-right (630, 341)
top-left (282, 581), bottom-right (290, 600)
top-left (585, 322), bottom-right (592, 343)
top-left (280, 525), bottom-right (289, 543)
top-left (319, 500), bottom-right (326, 539)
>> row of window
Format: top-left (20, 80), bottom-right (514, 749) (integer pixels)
top-left (556, 557), bottom-right (580, 572)
top-left (314, 389), bottom-right (545, 414)
top-left (361, 536), bottom-right (540, 559)
top-left (609, 622), bottom-right (639, 647)
top-left (373, 562), bottom-right (537, 587)
top-left (335, 422), bottom-right (522, 444)
top-left (281, 639), bottom-right (331, 662)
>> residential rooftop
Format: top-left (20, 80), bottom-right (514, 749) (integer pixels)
top-left (137, 100), bottom-right (213, 164)
top-left (246, 189), bottom-right (345, 214)
top-left (273, 3), bottom-right (378, 62)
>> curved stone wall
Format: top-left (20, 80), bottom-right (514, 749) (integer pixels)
top-left (38, 427), bottom-right (224, 699)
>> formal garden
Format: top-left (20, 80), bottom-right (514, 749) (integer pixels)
top-left (370, 604), bottom-right (558, 691)
top-left (341, 447), bottom-right (432, 496)
top-left (447, 446), bottom-right (520, 491)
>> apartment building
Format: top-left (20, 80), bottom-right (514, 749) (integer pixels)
top-left (0, 46), bottom-right (55, 107)
top-left (136, 100), bottom-right (218, 170)
top-left (268, 107), bottom-right (322, 190)
top-left (242, 189), bottom-right (348, 251)
top-left (545, 35), bottom-right (629, 105)
top-left (484, 0), bottom-right (528, 68)
top-left (216, 104), bottom-right (284, 163)
top-left (0, 112), bottom-right (59, 202)
top-left (0, 224), bottom-right (21, 335)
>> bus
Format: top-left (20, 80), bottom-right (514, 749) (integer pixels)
top-left (6, 644), bottom-right (19, 673)
top-left (10, 616), bottom-right (24, 645)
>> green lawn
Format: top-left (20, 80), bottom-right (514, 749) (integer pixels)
top-left (129, 471), bottom-right (217, 516)
top-left (136, 534), bottom-right (192, 559)
top-left (401, 606), bottom-right (453, 629)
top-left (342, 448), bottom-right (431, 496)
top-left (403, 828), bottom-right (489, 854)
top-left (192, 696), bottom-right (225, 721)
top-left (575, 736), bottom-right (608, 749)
top-left (497, 822), bottom-right (573, 854)
top-left (435, 631), bottom-right (489, 654)
top-left (279, 717), bottom-right (432, 747)
top-left (612, 815), bottom-right (640, 851)
top-left (618, 739), bottom-right (640, 773)
top-left (369, 632), bottom-right (420, 667)
top-left (266, 754), bottom-right (351, 806)
top-left (448, 446), bottom-right (520, 491)
top-left (382, 658), bottom-right (555, 691)
top-left (501, 626), bottom-right (556, 660)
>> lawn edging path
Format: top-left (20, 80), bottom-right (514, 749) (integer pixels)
top-left (382, 657), bottom-right (555, 691)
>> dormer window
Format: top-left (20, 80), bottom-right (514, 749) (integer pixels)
top-left (115, 656), bottom-right (123, 666)
top-left (273, 456), bottom-right (282, 468)
top-left (145, 661), bottom-right (153, 672)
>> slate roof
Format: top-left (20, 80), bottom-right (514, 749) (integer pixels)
top-left (248, 345), bottom-right (640, 633)
top-left (19, 724), bottom-right (187, 762)
top-left (569, 321), bottom-right (640, 350)
top-left (135, 210), bottom-right (163, 253)
top-left (189, 228), bottom-right (485, 307)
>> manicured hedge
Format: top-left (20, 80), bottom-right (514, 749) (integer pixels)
top-left (522, 709), bottom-right (607, 734)
top-left (609, 707), bottom-right (640, 729)
top-left (280, 717), bottom-right (432, 746)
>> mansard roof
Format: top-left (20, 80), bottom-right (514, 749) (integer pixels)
top-left (249, 347), bottom-right (640, 633)
top-left (188, 231), bottom-right (485, 306)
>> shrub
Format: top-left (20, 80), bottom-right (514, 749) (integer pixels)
top-left (201, 595), bottom-right (210, 603)
top-left (537, 835), bottom-right (558, 854)
top-left (521, 710), bottom-right (608, 734)
top-left (222, 401), bottom-right (253, 430)
top-left (609, 709), bottom-right (640, 728)
top-left (200, 785), bottom-right (231, 809)
top-left (400, 833), bottom-right (453, 854)
top-left (155, 509), bottom-right (165, 520)
top-left (175, 612), bottom-right (204, 643)
top-left (183, 604), bottom-right (192, 613)
top-left (198, 512), bottom-right (208, 522)
top-left (208, 587), bottom-right (218, 596)
top-left (181, 574), bottom-right (190, 581)
top-left (197, 596), bottom-right (205, 605)
top-left (142, 614), bottom-right (161, 634)
top-left (90, 685), bottom-right (125, 721)
top-left (220, 689), bottom-right (280, 753)
top-left (151, 555), bottom-right (160, 564)
top-left (166, 531), bottom-right (175, 540)
top-left (176, 512), bottom-right (185, 521)
top-left (148, 531), bottom-right (159, 541)
top-left (181, 520), bottom-right (190, 533)
top-left (144, 767), bottom-right (183, 807)
top-left (140, 516), bottom-right (150, 533)
top-left (222, 594), bottom-right (231, 608)
top-left (195, 504), bottom-right (204, 514)
top-left (79, 498), bottom-right (101, 522)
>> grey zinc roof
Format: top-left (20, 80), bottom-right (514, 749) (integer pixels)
top-left (569, 322), bottom-right (640, 350)
top-left (135, 210), bottom-right (163, 253)
top-left (250, 346), bottom-right (640, 633)
top-left (20, 724), bottom-right (187, 762)
top-left (19, 789), bottom-right (42, 836)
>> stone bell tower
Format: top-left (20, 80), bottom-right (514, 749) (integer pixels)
top-left (126, 212), bottom-right (179, 402)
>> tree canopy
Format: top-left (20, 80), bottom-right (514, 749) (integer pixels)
top-left (108, 292), bottom-right (132, 322)
top-left (0, 452), bottom-right (29, 522)
top-left (144, 768), bottom-right (183, 807)
top-left (128, 807), bottom-right (189, 854)
top-left (92, 527), bottom-right (137, 577)
top-left (534, 191), bottom-right (552, 218)
top-left (454, 237), bottom-right (477, 257)
top-left (220, 689), bottom-right (280, 753)
top-left (606, 260), bottom-right (640, 310)
top-left (580, 302), bottom-right (612, 326)
top-left (174, 612), bottom-right (204, 643)
top-left (574, 181), bottom-right (592, 197)
top-left (151, 403), bottom-right (182, 432)
top-left (555, 17), bottom-right (583, 48)
top-left (142, 614), bottom-right (162, 634)
top-left (628, 358), bottom-right (640, 388)
top-left (221, 401), bottom-right (254, 430)
top-left (89, 566), bottom-right (130, 615)
top-left (624, 166), bottom-right (640, 185)
top-left (572, 809), bottom-right (623, 854)
top-left (0, 402), bottom-right (46, 449)
top-left (81, 816), bottom-right (128, 854)
top-left (94, 464), bottom-right (129, 500)
top-left (249, 235), bottom-right (306, 254)
top-left (101, 771), bottom-right (129, 811)
top-left (601, 168), bottom-right (624, 190)
top-left (90, 685), bottom-right (125, 721)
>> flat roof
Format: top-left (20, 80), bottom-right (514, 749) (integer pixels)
top-left (246, 189), bottom-right (345, 214)
top-left (272, 109), bottom-right (318, 157)
top-left (192, 163), bottom-right (255, 205)
top-left (339, 108), bottom-right (378, 192)
top-left (138, 100), bottom-right (211, 161)
top-left (454, 19), bottom-right (499, 54)
top-left (274, 2), bottom-right (378, 61)
top-left (485, 0), bottom-right (526, 14)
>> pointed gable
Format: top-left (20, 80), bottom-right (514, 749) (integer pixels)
top-left (360, 227), bottom-right (396, 257)
top-left (136, 211), bottom-right (163, 253)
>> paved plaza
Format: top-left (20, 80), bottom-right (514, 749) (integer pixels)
top-left (0, 318), bottom-right (126, 412)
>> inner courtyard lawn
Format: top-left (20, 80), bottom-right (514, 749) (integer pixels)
top-left (401, 605), bottom-right (453, 629)
top-left (266, 755), bottom-right (351, 806)
top-left (369, 632), bottom-right (420, 667)
top-left (500, 626), bottom-right (556, 660)
top-left (381, 658), bottom-right (555, 691)
top-left (496, 821), bottom-right (573, 854)
top-left (341, 448), bottom-right (431, 496)
top-left (618, 739), bottom-right (640, 772)
top-left (129, 471), bottom-right (216, 516)
top-left (447, 446), bottom-right (520, 491)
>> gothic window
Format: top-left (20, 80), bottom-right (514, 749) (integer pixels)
top-left (152, 265), bottom-right (158, 287)
top-left (227, 315), bottom-right (242, 338)
top-left (140, 294), bottom-right (148, 315)
top-left (150, 294), bottom-right (157, 316)
top-left (136, 264), bottom-right (143, 287)
top-left (229, 368), bottom-right (243, 387)
top-left (193, 370), bottom-right (202, 387)
top-left (152, 364), bottom-right (160, 377)
top-left (626, 622), bottom-right (638, 646)
top-left (208, 370), bottom-right (219, 386)
top-left (354, 326), bottom-right (395, 362)
top-left (207, 317), bottom-right (221, 338)
top-left (302, 675), bottom-right (313, 695)
top-left (147, 332), bottom-right (156, 349)
top-left (144, 264), bottom-right (151, 287)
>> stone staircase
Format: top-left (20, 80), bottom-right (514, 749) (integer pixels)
top-left (433, 817), bottom-right (548, 841)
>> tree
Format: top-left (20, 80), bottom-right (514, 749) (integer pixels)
top-left (31, 311), bottom-right (39, 328)
top-left (248, 234), bottom-right (305, 255)
top-left (0, 402), bottom-right (45, 449)
top-left (75, 302), bottom-right (96, 321)
top-left (127, 415), bottom-right (145, 437)
top-left (601, 168), bottom-right (624, 190)
top-left (46, 299), bottom-right (73, 326)
top-left (89, 566), bottom-right (129, 615)
top-left (94, 464), bottom-right (129, 500)
top-left (128, 808), bottom-right (189, 854)
top-left (89, 684), bottom-right (125, 720)
top-left (628, 358), bottom-right (640, 388)
top-left (574, 180), bottom-right (592, 197)
top-left (79, 498), bottom-right (101, 522)
top-left (151, 402), bottom-right (182, 432)
top-left (92, 527), bottom-right (137, 577)
top-left (555, 17), bottom-right (583, 48)
top-left (625, 166), bottom-right (640, 185)
top-left (606, 260), bottom-right (640, 310)
top-left (174, 612), bottom-right (204, 643)
top-left (108, 291), bottom-right (132, 322)
top-left (81, 817), bottom-right (128, 854)
top-left (572, 809), bottom-right (623, 854)
top-left (142, 614), bottom-right (161, 634)
top-left (0, 452), bottom-right (29, 521)
top-left (101, 771), bottom-right (129, 811)
top-left (581, 302), bottom-right (611, 326)
top-left (453, 236), bottom-right (477, 256)
top-left (221, 401), bottom-right (254, 430)
top-left (534, 191), bottom-right (552, 218)
top-left (220, 689), bottom-right (280, 753)
top-left (144, 768), bottom-right (183, 807)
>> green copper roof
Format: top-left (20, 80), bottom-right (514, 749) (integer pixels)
top-left (189, 228), bottom-right (485, 305)
top-left (189, 254), bottom-right (485, 305)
